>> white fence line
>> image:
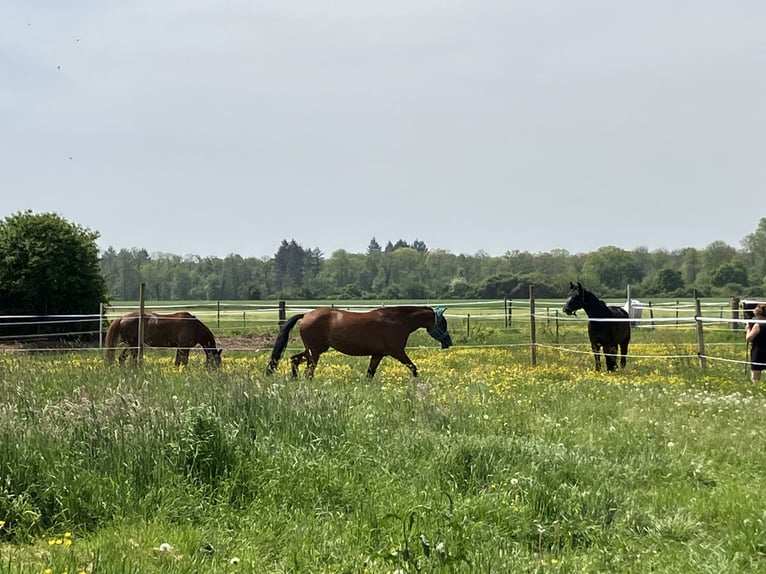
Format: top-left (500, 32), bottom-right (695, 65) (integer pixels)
top-left (0, 298), bottom-right (756, 372)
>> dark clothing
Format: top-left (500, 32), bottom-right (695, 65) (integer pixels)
top-left (751, 325), bottom-right (766, 371)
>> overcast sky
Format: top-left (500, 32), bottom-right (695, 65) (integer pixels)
top-left (2, 1), bottom-right (763, 258)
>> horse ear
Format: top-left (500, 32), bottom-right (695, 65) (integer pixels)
top-left (569, 282), bottom-right (575, 289)
top-left (577, 282), bottom-right (583, 291)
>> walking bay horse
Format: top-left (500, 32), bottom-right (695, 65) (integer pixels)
top-left (266, 306), bottom-right (452, 378)
top-left (104, 311), bottom-right (222, 367)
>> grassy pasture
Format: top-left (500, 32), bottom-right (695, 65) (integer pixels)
top-left (104, 297), bottom-right (745, 352)
top-left (0, 299), bottom-right (759, 573)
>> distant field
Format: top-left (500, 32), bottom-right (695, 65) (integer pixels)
top-left (103, 298), bottom-right (747, 361)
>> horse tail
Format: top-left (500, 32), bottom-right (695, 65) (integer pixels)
top-left (104, 317), bottom-right (122, 365)
top-left (266, 314), bottom-right (304, 374)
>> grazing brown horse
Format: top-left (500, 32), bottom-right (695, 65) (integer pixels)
top-left (266, 306), bottom-right (452, 378)
top-left (562, 282), bottom-right (630, 372)
top-left (104, 311), bottom-right (222, 367)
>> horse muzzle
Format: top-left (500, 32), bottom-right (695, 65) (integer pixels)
top-left (562, 306), bottom-right (576, 316)
top-left (440, 335), bottom-right (453, 349)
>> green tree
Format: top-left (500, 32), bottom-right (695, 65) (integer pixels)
top-left (388, 247), bottom-right (428, 298)
top-left (272, 240), bottom-right (323, 297)
top-left (0, 211), bottom-right (108, 317)
top-left (581, 246), bottom-right (643, 294)
top-left (653, 268), bottom-right (685, 294)
top-left (711, 261), bottom-right (748, 288)
top-left (316, 249), bottom-right (365, 297)
top-left (742, 218), bottom-right (766, 279)
top-left (680, 247), bottom-right (700, 287)
top-left (701, 241), bottom-right (736, 275)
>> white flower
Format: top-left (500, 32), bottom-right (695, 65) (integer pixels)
top-left (667, 441), bottom-right (675, 448)
top-left (158, 542), bottom-right (172, 552)
top-left (229, 556), bottom-right (241, 565)
top-left (435, 541), bottom-right (445, 554)
top-left (510, 478), bottom-right (519, 486)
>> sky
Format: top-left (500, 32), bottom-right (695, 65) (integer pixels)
top-left (2, 1), bottom-right (764, 259)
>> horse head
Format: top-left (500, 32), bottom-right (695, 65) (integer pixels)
top-left (562, 282), bottom-right (585, 316)
top-left (427, 306), bottom-right (453, 348)
top-left (205, 348), bottom-right (223, 368)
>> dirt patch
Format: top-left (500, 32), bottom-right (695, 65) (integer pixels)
top-left (217, 334), bottom-right (275, 352)
top-left (0, 334), bottom-right (276, 353)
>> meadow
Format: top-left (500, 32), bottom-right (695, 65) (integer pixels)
top-left (0, 303), bottom-right (763, 573)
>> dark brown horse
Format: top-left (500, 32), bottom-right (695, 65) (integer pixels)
top-left (562, 282), bottom-right (630, 372)
top-left (104, 311), bottom-right (222, 367)
top-left (266, 306), bottom-right (452, 378)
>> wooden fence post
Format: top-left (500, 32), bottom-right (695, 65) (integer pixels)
top-left (695, 295), bottom-right (707, 370)
top-left (278, 300), bottom-right (286, 326)
top-left (137, 282), bottom-right (146, 366)
top-left (731, 297), bottom-right (740, 330)
top-left (530, 285), bottom-right (537, 367)
top-left (99, 302), bottom-right (105, 349)
top-left (466, 314), bottom-right (471, 338)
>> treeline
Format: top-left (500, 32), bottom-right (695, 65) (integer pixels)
top-left (98, 220), bottom-right (766, 302)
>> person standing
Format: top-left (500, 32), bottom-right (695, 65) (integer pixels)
top-left (745, 303), bottom-right (766, 382)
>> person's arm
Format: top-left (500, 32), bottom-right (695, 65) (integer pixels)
top-left (746, 322), bottom-right (761, 343)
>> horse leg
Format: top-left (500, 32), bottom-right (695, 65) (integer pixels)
top-left (391, 350), bottom-right (418, 377)
top-left (604, 345), bottom-right (618, 372)
top-left (619, 340), bottom-right (629, 369)
top-left (366, 356), bottom-right (383, 378)
top-left (175, 349), bottom-right (189, 366)
top-left (591, 343), bottom-right (602, 371)
top-left (305, 349), bottom-right (323, 379)
top-left (289, 351), bottom-right (308, 378)
top-left (118, 348), bottom-right (130, 365)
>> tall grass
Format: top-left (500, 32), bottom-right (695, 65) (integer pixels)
top-left (0, 341), bottom-right (764, 573)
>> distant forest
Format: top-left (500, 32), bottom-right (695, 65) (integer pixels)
top-left (99, 219), bottom-right (766, 302)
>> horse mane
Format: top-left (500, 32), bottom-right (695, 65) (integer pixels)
top-left (192, 314), bottom-right (217, 347)
top-left (389, 305), bottom-right (427, 313)
top-left (582, 289), bottom-right (611, 317)
top-left (379, 306), bottom-right (435, 323)
top-left (583, 289), bottom-right (629, 318)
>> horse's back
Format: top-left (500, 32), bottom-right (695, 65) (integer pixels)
top-left (137, 311), bottom-right (210, 347)
top-left (299, 307), bottom-right (409, 356)
top-left (610, 306), bottom-right (629, 319)
top-left (587, 306), bottom-right (630, 344)
top-left (609, 306), bottom-right (631, 344)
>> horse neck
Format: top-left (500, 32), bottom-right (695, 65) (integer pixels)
top-left (195, 321), bottom-right (217, 348)
top-left (413, 307), bottom-right (435, 330)
top-left (391, 306), bottom-right (433, 332)
top-left (582, 292), bottom-right (610, 318)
